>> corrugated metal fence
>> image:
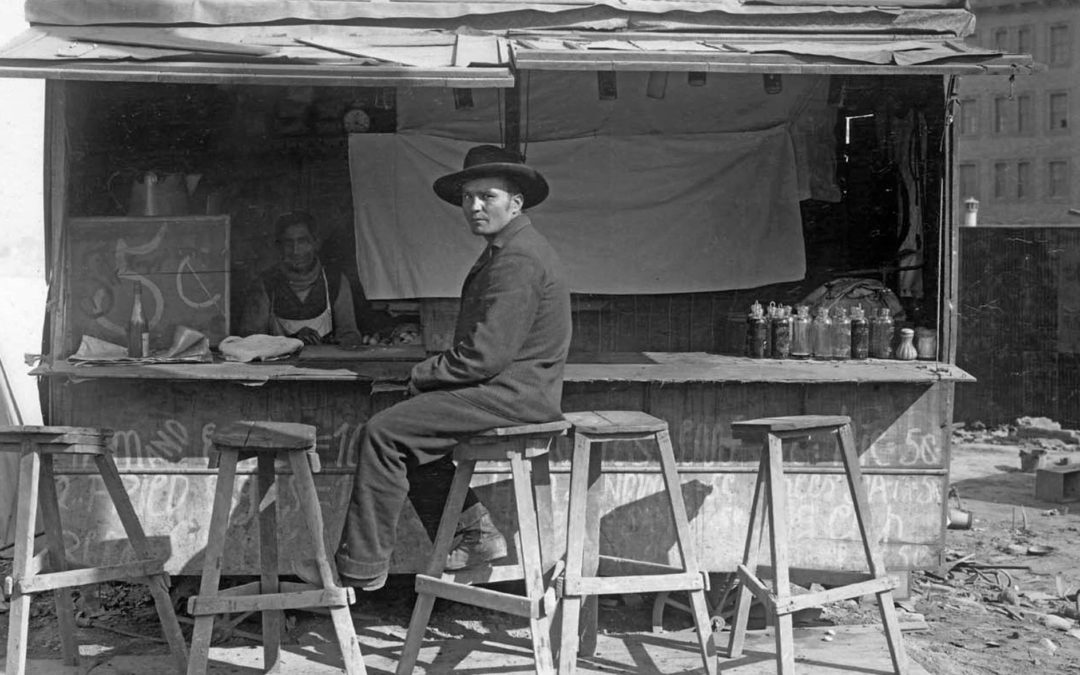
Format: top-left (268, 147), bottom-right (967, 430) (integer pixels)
top-left (957, 226), bottom-right (1080, 427)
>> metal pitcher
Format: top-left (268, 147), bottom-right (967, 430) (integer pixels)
top-left (120, 171), bottom-right (202, 217)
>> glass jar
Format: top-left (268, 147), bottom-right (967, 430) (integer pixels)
top-left (811, 306), bottom-right (833, 359)
top-left (791, 305), bottom-right (811, 359)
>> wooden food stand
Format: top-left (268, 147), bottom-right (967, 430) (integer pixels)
top-left (0, 0), bottom-right (1029, 581)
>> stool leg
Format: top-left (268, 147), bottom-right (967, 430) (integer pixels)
top-left (528, 442), bottom-right (561, 660)
top-left (38, 453), bottom-right (79, 666)
top-left (95, 454), bottom-right (188, 674)
top-left (764, 434), bottom-right (795, 674)
top-left (728, 448), bottom-right (769, 658)
top-left (559, 432), bottom-right (594, 675)
top-left (510, 449), bottom-right (555, 675)
top-left (288, 451), bottom-right (367, 675)
top-left (257, 454), bottom-right (283, 672)
top-left (187, 449), bottom-right (239, 675)
top-left (837, 425), bottom-right (908, 674)
top-left (577, 441), bottom-right (603, 659)
top-left (656, 428), bottom-right (716, 675)
top-left (397, 458), bottom-right (476, 675)
top-left (6, 446), bottom-right (41, 675)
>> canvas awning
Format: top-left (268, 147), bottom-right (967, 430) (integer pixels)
top-left (0, 26), bottom-right (515, 87)
top-left (510, 34), bottom-right (1035, 75)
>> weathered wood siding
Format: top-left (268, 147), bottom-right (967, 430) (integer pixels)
top-left (957, 227), bottom-right (1080, 426)
top-left (50, 377), bottom-right (948, 575)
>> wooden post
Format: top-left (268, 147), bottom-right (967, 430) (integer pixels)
top-left (503, 74), bottom-right (522, 156)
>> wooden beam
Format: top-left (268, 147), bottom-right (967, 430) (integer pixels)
top-left (774, 576), bottom-right (897, 616)
top-left (0, 62), bottom-right (514, 88)
top-left (188, 587), bottom-right (351, 616)
top-left (414, 575), bottom-right (536, 618)
top-left (563, 572), bottom-right (703, 597)
top-left (16, 560), bottom-right (165, 594)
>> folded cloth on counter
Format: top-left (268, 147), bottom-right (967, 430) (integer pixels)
top-left (68, 327), bottom-right (213, 365)
top-left (219, 334), bottom-right (304, 363)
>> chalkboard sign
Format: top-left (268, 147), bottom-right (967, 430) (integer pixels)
top-left (65, 216), bottom-right (230, 355)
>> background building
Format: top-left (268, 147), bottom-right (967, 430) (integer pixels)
top-left (957, 0), bottom-right (1079, 224)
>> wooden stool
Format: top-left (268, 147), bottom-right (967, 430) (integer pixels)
top-left (186, 421), bottom-right (365, 675)
top-left (559, 411), bottom-right (717, 675)
top-left (727, 415), bottom-right (907, 674)
top-left (0, 426), bottom-right (187, 675)
top-left (396, 420), bottom-right (571, 675)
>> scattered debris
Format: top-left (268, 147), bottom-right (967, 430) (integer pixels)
top-left (1015, 417), bottom-right (1080, 445)
top-left (1040, 614), bottom-right (1074, 632)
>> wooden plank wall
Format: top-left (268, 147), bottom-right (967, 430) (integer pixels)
top-left (51, 377), bottom-right (948, 575)
top-left (957, 227), bottom-right (1080, 426)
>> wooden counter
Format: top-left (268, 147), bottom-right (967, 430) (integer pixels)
top-left (34, 350), bottom-right (974, 384)
top-left (36, 351), bottom-right (968, 577)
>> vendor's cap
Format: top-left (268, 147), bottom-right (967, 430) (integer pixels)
top-left (433, 145), bottom-right (548, 209)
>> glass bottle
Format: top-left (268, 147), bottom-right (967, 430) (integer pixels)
top-left (850, 306), bottom-right (870, 360)
top-left (791, 305), bottom-right (811, 359)
top-left (770, 305), bottom-right (792, 359)
top-left (746, 301), bottom-right (767, 358)
top-left (870, 308), bottom-right (894, 359)
top-left (811, 306), bottom-right (832, 359)
top-left (127, 280), bottom-right (148, 358)
top-left (831, 307), bottom-right (851, 360)
top-left (896, 328), bottom-right (918, 361)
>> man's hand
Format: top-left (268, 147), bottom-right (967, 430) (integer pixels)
top-left (292, 327), bottom-right (323, 345)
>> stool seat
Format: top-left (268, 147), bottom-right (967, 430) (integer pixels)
top-left (1, 426), bottom-right (188, 675)
top-left (0, 426), bottom-right (112, 454)
top-left (398, 422), bottom-right (567, 675)
top-left (727, 417), bottom-right (906, 674)
top-left (560, 411), bottom-right (716, 675)
top-left (731, 415), bottom-right (852, 437)
top-left (212, 421), bottom-right (321, 450)
top-left (188, 421), bottom-right (364, 675)
top-left (563, 410), bottom-right (668, 434)
top-left (469, 419), bottom-right (571, 439)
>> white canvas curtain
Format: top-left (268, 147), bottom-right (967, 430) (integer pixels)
top-left (350, 127), bottom-right (806, 299)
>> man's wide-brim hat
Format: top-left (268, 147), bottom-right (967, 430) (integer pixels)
top-left (433, 145), bottom-right (549, 209)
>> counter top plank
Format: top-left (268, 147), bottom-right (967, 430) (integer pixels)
top-left (33, 352), bottom-right (974, 384)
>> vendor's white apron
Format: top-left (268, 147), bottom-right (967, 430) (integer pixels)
top-left (271, 270), bottom-right (333, 338)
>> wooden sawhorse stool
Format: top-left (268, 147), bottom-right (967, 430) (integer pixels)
top-left (559, 411), bottom-right (716, 675)
top-left (0, 426), bottom-right (187, 675)
top-left (397, 420), bottom-right (571, 675)
top-left (727, 415), bottom-right (907, 674)
top-left (186, 421), bottom-right (365, 675)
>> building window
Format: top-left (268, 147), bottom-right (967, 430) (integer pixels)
top-left (994, 96), bottom-right (1009, 133)
top-left (1049, 160), bottom-right (1069, 199)
top-left (959, 163), bottom-right (979, 200)
top-left (1017, 161), bottom-right (1031, 199)
top-left (959, 98), bottom-right (978, 135)
top-left (994, 27), bottom-right (1009, 51)
top-left (994, 162), bottom-right (1008, 199)
top-left (1049, 92), bottom-right (1069, 131)
top-left (1017, 94), bottom-right (1033, 134)
top-left (1049, 24), bottom-right (1071, 66)
top-left (1018, 26), bottom-right (1034, 56)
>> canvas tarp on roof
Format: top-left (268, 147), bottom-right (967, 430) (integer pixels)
top-left (26, 0), bottom-right (967, 28)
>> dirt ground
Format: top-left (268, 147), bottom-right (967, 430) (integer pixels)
top-left (2, 427), bottom-right (1080, 674)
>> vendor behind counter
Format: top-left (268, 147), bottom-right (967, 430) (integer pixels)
top-left (238, 211), bottom-right (391, 347)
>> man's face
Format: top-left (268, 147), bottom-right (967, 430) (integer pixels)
top-left (278, 223), bottom-right (319, 272)
top-left (460, 177), bottom-right (523, 239)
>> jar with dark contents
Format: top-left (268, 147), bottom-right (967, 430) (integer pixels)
top-left (746, 301), bottom-right (767, 358)
top-left (850, 305), bottom-right (870, 359)
top-left (870, 307), bottom-right (895, 359)
top-left (770, 305), bottom-right (792, 358)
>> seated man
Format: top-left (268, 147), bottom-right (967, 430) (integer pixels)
top-left (317, 145), bottom-right (572, 590)
top-left (239, 211), bottom-right (365, 347)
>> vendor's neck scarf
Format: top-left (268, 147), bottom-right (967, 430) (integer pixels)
top-left (278, 260), bottom-right (323, 301)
